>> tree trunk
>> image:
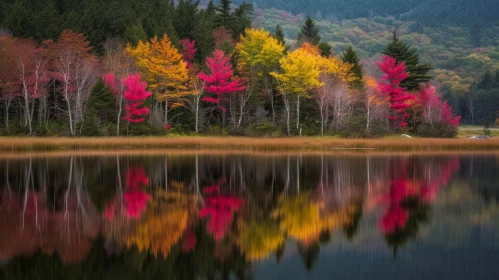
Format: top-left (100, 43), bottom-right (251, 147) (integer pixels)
top-left (195, 97), bottom-right (200, 133)
top-left (66, 99), bottom-right (75, 136)
top-left (320, 104), bottom-right (325, 136)
top-left (116, 94), bottom-right (123, 136)
top-left (164, 100), bottom-right (168, 125)
top-left (296, 96), bottom-right (300, 130)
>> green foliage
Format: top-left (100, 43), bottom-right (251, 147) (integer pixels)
top-left (418, 122), bottom-right (458, 138)
top-left (341, 45), bottom-right (364, 89)
top-left (297, 17), bottom-right (321, 45)
top-left (382, 30), bottom-right (432, 90)
top-left (82, 79), bottom-right (116, 136)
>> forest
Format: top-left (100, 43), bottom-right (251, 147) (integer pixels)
top-left (0, 0), bottom-right (494, 137)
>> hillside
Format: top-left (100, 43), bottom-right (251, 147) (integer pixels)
top-left (235, 0), bottom-right (499, 28)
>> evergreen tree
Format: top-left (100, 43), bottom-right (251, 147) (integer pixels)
top-left (124, 23), bottom-right (148, 46)
top-left (382, 30), bottom-right (432, 90)
top-left (215, 0), bottom-right (233, 29)
top-left (82, 79), bottom-right (116, 136)
top-left (231, 2), bottom-right (253, 39)
top-left (173, 0), bottom-right (200, 39)
top-left (341, 45), bottom-right (364, 89)
top-left (296, 16), bottom-right (321, 46)
top-left (273, 24), bottom-right (286, 47)
top-left (318, 42), bottom-right (332, 57)
top-left (206, 0), bottom-right (216, 15)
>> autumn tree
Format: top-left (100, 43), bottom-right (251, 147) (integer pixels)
top-left (416, 84), bottom-right (460, 136)
top-left (102, 40), bottom-right (135, 135)
top-left (127, 34), bottom-right (189, 126)
top-left (317, 54), bottom-right (357, 132)
top-left (49, 30), bottom-right (99, 136)
top-left (0, 36), bottom-right (17, 131)
top-left (120, 74), bottom-right (152, 124)
top-left (382, 30), bottom-right (432, 91)
top-left (199, 49), bottom-right (246, 112)
top-left (377, 55), bottom-right (413, 129)
top-left (361, 76), bottom-right (390, 134)
top-left (236, 28), bottom-right (285, 125)
top-left (271, 44), bottom-right (321, 135)
top-left (180, 39), bottom-right (197, 67)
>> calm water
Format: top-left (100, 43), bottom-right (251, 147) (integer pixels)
top-left (0, 153), bottom-right (498, 279)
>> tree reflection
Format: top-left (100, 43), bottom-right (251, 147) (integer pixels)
top-left (0, 153), bottom-right (467, 277)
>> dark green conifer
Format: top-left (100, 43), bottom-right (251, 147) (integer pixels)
top-left (296, 16), bottom-right (321, 46)
top-left (341, 45), bottom-right (364, 89)
top-left (382, 30), bottom-right (432, 90)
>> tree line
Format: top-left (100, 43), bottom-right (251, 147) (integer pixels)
top-left (0, 0), bottom-right (461, 137)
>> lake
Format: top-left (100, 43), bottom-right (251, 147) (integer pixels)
top-left (0, 152), bottom-right (498, 279)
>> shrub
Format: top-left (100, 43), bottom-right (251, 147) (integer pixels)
top-left (417, 122), bottom-right (458, 138)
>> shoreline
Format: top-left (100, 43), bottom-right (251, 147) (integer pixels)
top-left (0, 136), bottom-right (498, 152)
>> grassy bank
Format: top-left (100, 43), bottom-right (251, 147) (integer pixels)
top-left (0, 136), bottom-right (498, 152)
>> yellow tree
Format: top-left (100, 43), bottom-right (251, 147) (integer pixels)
top-left (270, 44), bottom-right (321, 136)
top-left (236, 28), bottom-right (285, 124)
top-left (315, 55), bottom-right (357, 133)
top-left (237, 218), bottom-right (285, 261)
top-left (127, 34), bottom-right (189, 125)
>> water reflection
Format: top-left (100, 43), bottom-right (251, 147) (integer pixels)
top-left (0, 154), bottom-right (498, 279)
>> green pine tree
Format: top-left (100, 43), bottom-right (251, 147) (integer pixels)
top-left (341, 45), bottom-right (364, 89)
top-left (82, 79), bottom-right (116, 136)
top-left (318, 42), bottom-right (332, 57)
top-left (231, 2), bottom-right (253, 39)
top-left (382, 30), bottom-right (432, 90)
top-left (215, 0), bottom-right (233, 29)
top-left (274, 24), bottom-right (286, 46)
top-left (124, 22), bottom-right (147, 46)
top-left (296, 16), bottom-right (321, 46)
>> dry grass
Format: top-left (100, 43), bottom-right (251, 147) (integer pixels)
top-left (0, 149), bottom-right (498, 160)
top-left (0, 136), bottom-right (498, 152)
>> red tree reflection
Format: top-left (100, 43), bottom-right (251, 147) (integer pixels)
top-left (104, 167), bottom-right (151, 221)
top-left (198, 180), bottom-right (244, 241)
top-left (377, 157), bottom-right (460, 254)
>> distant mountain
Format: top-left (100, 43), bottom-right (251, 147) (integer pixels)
top-left (233, 0), bottom-right (499, 27)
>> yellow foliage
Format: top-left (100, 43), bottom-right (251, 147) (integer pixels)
top-left (127, 34), bottom-right (189, 108)
top-left (319, 55), bottom-right (357, 84)
top-left (271, 47), bottom-right (322, 98)
top-left (126, 188), bottom-right (195, 257)
top-left (272, 193), bottom-right (356, 245)
top-left (237, 219), bottom-right (285, 261)
top-left (236, 28), bottom-right (285, 71)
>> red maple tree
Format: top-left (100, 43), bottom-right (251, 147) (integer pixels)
top-left (376, 55), bottom-right (413, 128)
top-left (120, 74), bottom-right (152, 123)
top-left (417, 84), bottom-right (460, 127)
top-left (199, 50), bottom-right (246, 111)
top-left (180, 39), bottom-right (196, 67)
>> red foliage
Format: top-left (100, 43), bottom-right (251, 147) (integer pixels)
top-left (378, 157), bottom-right (460, 234)
top-left (198, 181), bottom-right (244, 241)
top-left (103, 72), bottom-right (119, 95)
top-left (441, 100), bottom-right (461, 127)
top-left (163, 123), bottom-right (172, 130)
top-left (376, 55), bottom-right (413, 128)
top-left (417, 84), bottom-right (461, 127)
top-left (212, 26), bottom-right (233, 49)
top-left (103, 167), bottom-right (151, 221)
top-left (180, 39), bottom-right (196, 67)
top-left (199, 50), bottom-right (246, 110)
top-left (120, 74), bottom-right (152, 123)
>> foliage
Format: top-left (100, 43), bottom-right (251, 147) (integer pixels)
top-left (382, 30), bottom-right (432, 90)
top-left (376, 55), bottom-right (413, 128)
